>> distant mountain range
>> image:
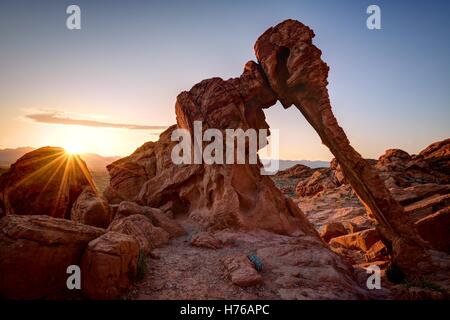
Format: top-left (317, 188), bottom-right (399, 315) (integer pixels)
top-left (276, 159), bottom-right (329, 170)
top-left (0, 147), bottom-right (120, 171)
top-left (0, 147), bottom-right (329, 172)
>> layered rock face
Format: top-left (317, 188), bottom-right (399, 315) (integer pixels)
top-left (376, 144), bottom-right (450, 190)
top-left (0, 147), bottom-right (93, 219)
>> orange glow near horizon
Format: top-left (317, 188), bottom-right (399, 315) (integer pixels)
top-left (63, 141), bottom-right (84, 155)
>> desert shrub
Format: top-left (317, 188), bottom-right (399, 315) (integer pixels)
top-left (135, 250), bottom-right (147, 282)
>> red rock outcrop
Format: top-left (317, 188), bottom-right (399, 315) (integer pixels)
top-left (416, 138), bottom-right (450, 174)
top-left (0, 215), bottom-right (104, 299)
top-left (295, 168), bottom-right (337, 197)
top-left (104, 19), bottom-right (448, 280)
top-left (0, 147), bottom-right (94, 219)
top-left (190, 232), bottom-right (223, 249)
top-left (415, 207), bottom-right (450, 254)
top-left (108, 214), bottom-right (169, 254)
top-left (222, 254), bottom-right (262, 287)
top-left (81, 231), bottom-right (139, 299)
top-left (105, 141), bottom-right (158, 203)
top-left (319, 222), bottom-right (347, 243)
top-left (254, 19), bottom-right (436, 275)
top-left (71, 186), bottom-right (112, 228)
top-left (106, 62), bottom-right (317, 237)
top-left (114, 201), bottom-right (185, 237)
top-left (376, 147), bottom-right (449, 189)
top-left (329, 228), bottom-right (381, 252)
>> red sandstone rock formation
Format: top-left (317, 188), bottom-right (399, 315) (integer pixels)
top-left (71, 186), bottom-right (112, 228)
top-left (254, 19), bottom-right (439, 275)
top-left (0, 215), bottom-right (104, 299)
top-left (295, 168), bottom-right (337, 197)
top-left (0, 147), bottom-right (94, 219)
top-left (107, 63), bottom-right (317, 237)
top-left (190, 232), bottom-right (223, 249)
top-left (108, 214), bottom-right (169, 254)
top-left (222, 254), bottom-right (262, 287)
top-left (81, 231), bottom-right (139, 299)
top-left (104, 19), bottom-right (448, 279)
top-left (415, 207), bottom-right (450, 254)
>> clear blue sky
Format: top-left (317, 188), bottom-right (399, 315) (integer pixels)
top-left (0, 0), bottom-right (449, 159)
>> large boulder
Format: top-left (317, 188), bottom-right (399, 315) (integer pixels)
top-left (0, 215), bottom-right (104, 299)
top-left (81, 231), bottom-right (139, 299)
top-left (144, 207), bottom-right (186, 238)
top-left (329, 228), bottom-right (380, 252)
top-left (319, 222), bottom-right (347, 243)
top-left (108, 214), bottom-right (169, 254)
top-left (106, 141), bottom-right (157, 202)
top-left (416, 138), bottom-right (450, 175)
top-left (71, 187), bottom-right (112, 228)
top-left (376, 149), bottom-right (445, 188)
top-left (415, 207), bottom-right (450, 254)
top-left (190, 231), bottom-right (223, 249)
top-left (222, 254), bottom-right (262, 287)
top-left (115, 201), bottom-right (185, 237)
top-left (0, 147), bottom-right (93, 218)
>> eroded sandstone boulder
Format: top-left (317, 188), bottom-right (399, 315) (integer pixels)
top-left (144, 207), bottom-right (186, 238)
top-left (81, 231), bottom-right (139, 299)
top-left (319, 222), bottom-right (347, 243)
top-left (0, 147), bottom-right (93, 218)
top-left (415, 207), bottom-right (450, 254)
top-left (364, 240), bottom-right (389, 262)
top-left (105, 141), bottom-right (158, 202)
top-left (295, 168), bottom-right (337, 197)
top-left (329, 228), bottom-right (380, 252)
top-left (115, 201), bottom-right (185, 237)
top-left (71, 187), bottom-right (111, 228)
top-left (108, 214), bottom-right (169, 254)
top-left (190, 232), bottom-right (223, 249)
top-left (0, 215), bottom-right (104, 299)
top-left (222, 254), bottom-right (262, 287)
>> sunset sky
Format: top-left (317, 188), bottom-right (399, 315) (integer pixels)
top-left (0, 0), bottom-right (449, 160)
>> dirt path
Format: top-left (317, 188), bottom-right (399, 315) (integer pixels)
top-left (126, 213), bottom-right (377, 300)
top-left (127, 218), bottom-right (279, 300)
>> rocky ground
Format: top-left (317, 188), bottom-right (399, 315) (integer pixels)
top-left (127, 217), bottom-right (368, 300)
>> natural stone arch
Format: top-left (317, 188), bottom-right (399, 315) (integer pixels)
top-left (254, 19), bottom-right (434, 275)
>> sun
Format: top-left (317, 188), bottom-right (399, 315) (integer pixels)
top-left (64, 142), bottom-right (84, 155)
